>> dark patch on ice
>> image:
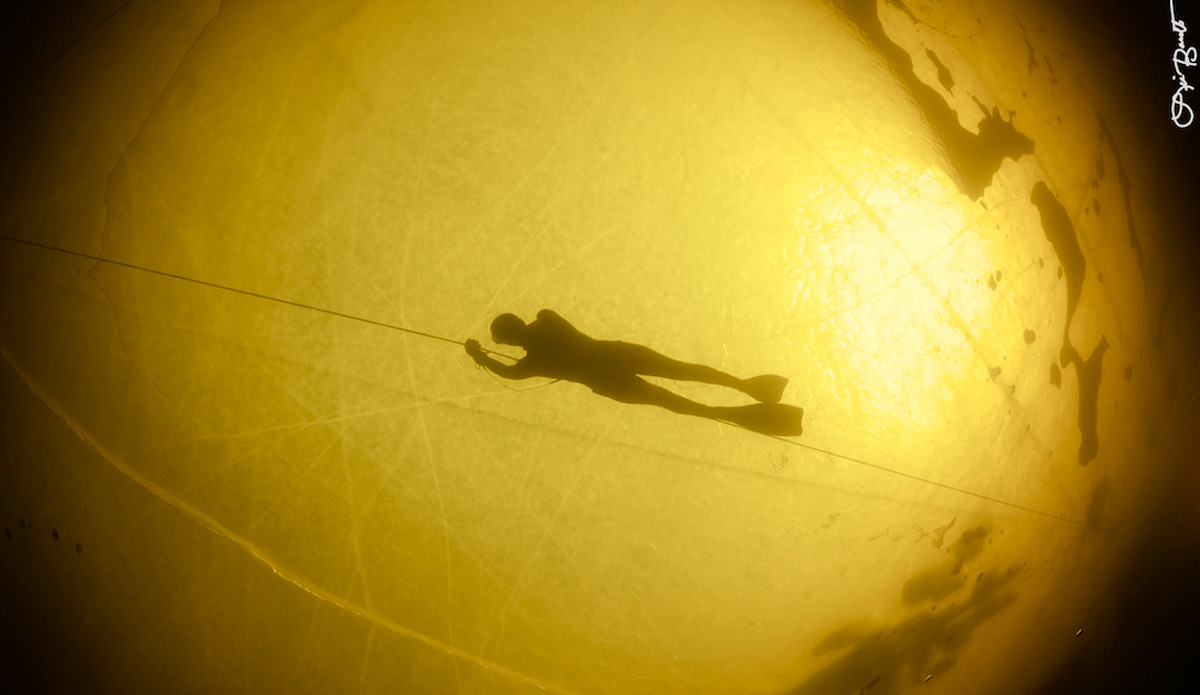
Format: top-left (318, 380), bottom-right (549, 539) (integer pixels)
top-left (786, 526), bottom-right (1016, 695)
top-left (1069, 337), bottom-right (1108, 466)
top-left (1031, 182), bottom-right (1108, 465)
top-left (1032, 182), bottom-right (1085, 363)
top-left (925, 49), bottom-right (954, 93)
top-left (832, 0), bottom-right (1034, 200)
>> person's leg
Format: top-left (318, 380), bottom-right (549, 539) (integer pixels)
top-left (600, 341), bottom-right (787, 403)
top-left (591, 375), bottom-right (714, 417)
top-left (602, 341), bottom-right (742, 387)
top-left (591, 376), bottom-right (802, 435)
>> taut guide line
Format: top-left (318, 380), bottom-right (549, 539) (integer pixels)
top-left (0, 233), bottom-right (1113, 534)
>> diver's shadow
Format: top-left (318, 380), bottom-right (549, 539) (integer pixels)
top-left (466, 309), bottom-right (803, 436)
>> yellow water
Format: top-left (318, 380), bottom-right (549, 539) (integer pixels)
top-left (1, 1), bottom-right (1196, 693)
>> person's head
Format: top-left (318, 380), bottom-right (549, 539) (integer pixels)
top-left (490, 313), bottom-right (528, 346)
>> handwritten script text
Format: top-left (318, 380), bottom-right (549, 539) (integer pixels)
top-left (1171, 0), bottom-right (1196, 128)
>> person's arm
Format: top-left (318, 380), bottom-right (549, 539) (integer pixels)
top-left (465, 340), bottom-right (534, 380)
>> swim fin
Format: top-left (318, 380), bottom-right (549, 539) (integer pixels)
top-left (741, 374), bottom-right (789, 404)
top-left (715, 402), bottom-right (803, 436)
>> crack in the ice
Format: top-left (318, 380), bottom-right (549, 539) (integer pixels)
top-left (0, 344), bottom-right (585, 695)
top-left (92, 0), bottom-right (223, 263)
top-left (1094, 112), bottom-right (1147, 299)
top-left (1, 0), bottom-right (139, 104)
top-left (79, 0), bottom-right (229, 444)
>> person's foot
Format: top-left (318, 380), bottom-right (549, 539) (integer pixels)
top-left (740, 374), bottom-right (788, 403)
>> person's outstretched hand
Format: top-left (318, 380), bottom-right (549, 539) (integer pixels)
top-left (464, 339), bottom-right (486, 364)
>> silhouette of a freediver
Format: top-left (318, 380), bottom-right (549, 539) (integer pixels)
top-left (465, 310), bottom-right (803, 436)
